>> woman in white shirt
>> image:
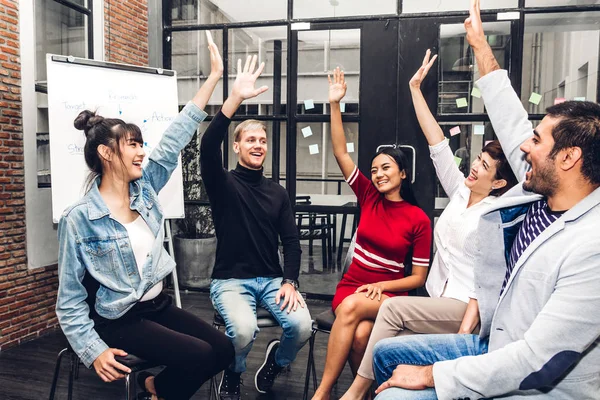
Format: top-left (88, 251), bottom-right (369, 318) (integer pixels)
top-left (340, 50), bottom-right (520, 400)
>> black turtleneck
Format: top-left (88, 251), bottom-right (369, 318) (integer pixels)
top-left (200, 111), bottom-right (301, 281)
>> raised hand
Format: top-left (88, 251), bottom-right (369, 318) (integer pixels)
top-left (409, 49), bottom-right (438, 90)
top-left (464, 0), bottom-right (486, 49)
top-left (230, 55), bottom-right (269, 101)
top-left (328, 67), bottom-right (347, 104)
top-left (207, 34), bottom-right (223, 78)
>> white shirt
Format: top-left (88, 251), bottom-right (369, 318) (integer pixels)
top-left (425, 139), bottom-right (498, 304)
top-left (122, 216), bottom-right (163, 301)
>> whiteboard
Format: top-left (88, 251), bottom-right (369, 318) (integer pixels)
top-left (46, 55), bottom-right (184, 222)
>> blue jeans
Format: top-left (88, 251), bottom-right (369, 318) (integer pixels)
top-left (210, 277), bottom-right (312, 373)
top-left (373, 334), bottom-right (488, 400)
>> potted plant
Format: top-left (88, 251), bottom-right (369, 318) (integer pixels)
top-left (173, 130), bottom-right (217, 289)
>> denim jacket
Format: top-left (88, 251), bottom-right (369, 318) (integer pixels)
top-left (56, 102), bottom-right (207, 368)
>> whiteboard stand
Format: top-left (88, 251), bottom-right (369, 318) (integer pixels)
top-left (164, 219), bottom-right (182, 308)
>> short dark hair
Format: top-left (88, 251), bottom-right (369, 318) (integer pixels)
top-left (546, 101), bottom-right (600, 185)
top-left (482, 140), bottom-right (518, 197)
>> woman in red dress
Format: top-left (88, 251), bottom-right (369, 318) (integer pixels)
top-left (311, 68), bottom-right (432, 400)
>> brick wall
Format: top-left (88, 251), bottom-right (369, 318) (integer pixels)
top-left (105, 0), bottom-right (149, 66)
top-left (0, 0), bottom-right (58, 351)
top-left (0, 0), bottom-right (150, 351)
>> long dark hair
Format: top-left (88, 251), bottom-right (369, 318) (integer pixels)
top-left (74, 110), bottom-right (143, 191)
top-left (481, 140), bottom-right (518, 197)
top-left (370, 147), bottom-right (419, 207)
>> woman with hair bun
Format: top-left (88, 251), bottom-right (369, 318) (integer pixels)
top-left (55, 42), bottom-right (233, 400)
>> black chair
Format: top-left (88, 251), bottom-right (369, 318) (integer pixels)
top-left (49, 274), bottom-right (161, 400)
top-left (209, 307), bottom-right (287, 400)
top-left (297, 212), bottom-right (334, 270)
top-left (49, 345), bottom-right (159, 400)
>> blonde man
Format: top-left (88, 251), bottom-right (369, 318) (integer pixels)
top-left (200, 56), bottom-right (312, 400)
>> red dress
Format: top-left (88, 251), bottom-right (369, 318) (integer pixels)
top-left (332, 166), bottom-right (432, 311)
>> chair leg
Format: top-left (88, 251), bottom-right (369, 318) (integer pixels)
top-left (48, 348), bottom-right (69, 400)
top-left (337, 213), bottom-right (348, 266)
top-left (303, 329), bottom-right (317, 400)
top-left (321, 227), bottom-right (328, 270)
top-left (125, 373), bottom-right (132, 400)
top-left (68, 351), bottom-right (77, 400)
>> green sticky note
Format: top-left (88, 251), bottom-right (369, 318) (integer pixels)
top-left (471, 87), bottom-right (481, 98)
top-left (454, 156), bottom-right (462, 167)
top-left (574, 97), bottom-right (586, 102)
top-left (340, 103), bottom-right (346, 112)
top-left (529, 92), bottom-right (542, 105)
top-left (456, 98), bottom-right (468, 108)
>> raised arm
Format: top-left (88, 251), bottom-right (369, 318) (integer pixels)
top-left (410, 50), bottom-right (465, 199)
top-left (146, 39), bottom-right (223, 193)
top-left (465, 0), bottom-right (530, 181)
top-left (409, 50), bottom-right (443, 146)
top-left (200, 54), bottom-right (268, 192)
top-left (328, 67), bottom-right (356, 180)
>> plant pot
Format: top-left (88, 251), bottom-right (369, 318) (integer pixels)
top-left (173, 234), bottom-right (217, 289)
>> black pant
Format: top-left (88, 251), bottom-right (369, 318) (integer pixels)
top-left (96, 293), bottom-right (234, 400)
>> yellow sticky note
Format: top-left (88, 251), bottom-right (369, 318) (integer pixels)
top-left (456, 98), bottom-right (468, 108)
top-left (471, 87), bottom-right (481, 98)
top-left (454, 156), bottom-right (462, 167)
top-left (529, 92), bottom-right (542, 105)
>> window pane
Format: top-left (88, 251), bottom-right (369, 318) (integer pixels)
top-left (297, 29), bottom-right (360, 114)
top-left (294, 0), bottom-right (396, 19)
top-left (403, 0), bottom-right (517, 13)
top-left (172, 30), bottom-right (224, 108)
top-left (439, 22), bottom-right (511, 114)
top-left (526, 0), bottom-right (599, 6)
top-left (296, 122), bottom-right (358, 197)
top-left (172, 0), bottom-right (286, 26)
top-left (35, 0), bottom-right (88, 82)
top-left (228, 26), bottom-right (288, 116)
top-left (521, 12), bottom-right (599, 112)
top-left (182, 122), bottom-right (211, 201)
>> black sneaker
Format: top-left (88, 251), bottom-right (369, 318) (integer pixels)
top-left (219, 368), bottom-right (241, 400)
top-left (255, 339), bottom-right (285, 393)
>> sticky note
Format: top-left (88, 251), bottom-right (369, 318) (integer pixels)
top-left (456, 98), bottom-right (468, 108)
top-left (301, 126), bottom-right (313, 138)
top-left (449, 126), bottom-right (461, 136)
top-left (304, 99), bottom-right (315, 110)
top-left (347, 142), bottom-right (355, 153)
top-left (454, 156), bottom-right (462, 167)
top-left (554, 98), bottom-right (566, 105)
top-left (340, 103), bottom-right (346, 112)
top-left (474, 125), bottom-right (485, 135)
top-left (574, 97), bottom-right (586, 102)
top-left (529, 92), bottom-right (542, 105)
top-left (471, 87), bottom-right (481, 98)
top-left (485, 140), bottom-right (493, 146)
top-left (309, 144), bottom-right (319, 155)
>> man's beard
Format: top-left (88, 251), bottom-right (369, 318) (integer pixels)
top-left (522, 157), bottom-right (558, 197)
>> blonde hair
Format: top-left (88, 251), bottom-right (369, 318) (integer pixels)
top-left (233, 119), bottom-right (267, 142)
